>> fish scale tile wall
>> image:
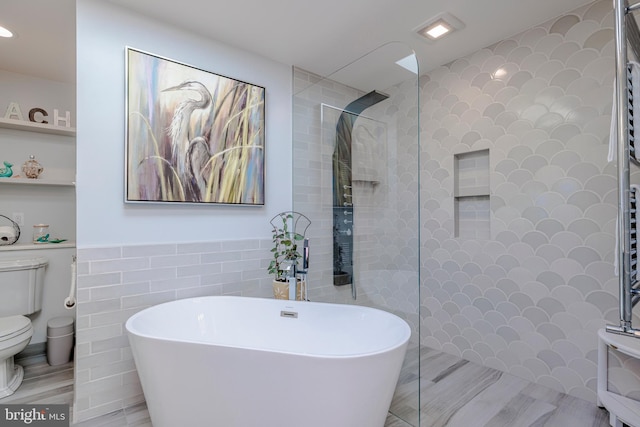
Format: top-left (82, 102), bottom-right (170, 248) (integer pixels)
top-left (419, 0), bottom-right (640, 402)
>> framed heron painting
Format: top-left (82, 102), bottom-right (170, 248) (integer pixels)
top-left (125, 47), bottom-right (265, 205)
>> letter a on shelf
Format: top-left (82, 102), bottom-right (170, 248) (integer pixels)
top-left (4, 102), bottom-right (24, 121)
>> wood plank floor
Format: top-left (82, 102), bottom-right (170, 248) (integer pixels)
top-left (389, 345), bottom-right (612, 427)
top-left (2, 350), bottom-right (74, 406)
top-left (4, 346), bottom-right (614, 427)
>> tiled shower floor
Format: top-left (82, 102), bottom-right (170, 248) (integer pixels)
top-left (388, 345), bottom-right (611, 427)
top-left (11, 346), bottom-right (612, 426)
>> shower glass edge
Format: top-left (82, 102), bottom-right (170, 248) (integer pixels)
top-left (292, 42), bottom-right (421, 426)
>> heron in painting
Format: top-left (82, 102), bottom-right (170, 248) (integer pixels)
top-left (162, 80), bottom-right (213, 200)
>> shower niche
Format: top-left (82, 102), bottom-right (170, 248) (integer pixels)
top-left (454, 149), bottom-right (490, 239)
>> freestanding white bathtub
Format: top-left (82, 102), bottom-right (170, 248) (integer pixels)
top-left (126, 296), bottom-right (410, 427)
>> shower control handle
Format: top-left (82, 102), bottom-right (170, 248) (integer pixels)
top-left (302, 238), bottom-right (309, 270)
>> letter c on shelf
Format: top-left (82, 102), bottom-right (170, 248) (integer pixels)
top-left (28, 107), bottom-right (49, 124)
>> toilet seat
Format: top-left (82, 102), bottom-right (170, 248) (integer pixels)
top-left (0, 316), bottom-right (32, 342)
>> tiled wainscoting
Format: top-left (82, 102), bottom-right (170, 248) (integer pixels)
top-left (74, 239), bottom-right (273, 422)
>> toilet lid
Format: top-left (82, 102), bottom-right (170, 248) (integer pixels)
top-left (0, 316), bottom-right (32, 341)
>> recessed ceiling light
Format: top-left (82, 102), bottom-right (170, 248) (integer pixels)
top-left (423, 22), bottom-right (452, 39)
top-left (414, 12), bottom-right (464, 42)
top-left (0, 25), bottom-right (14, 38)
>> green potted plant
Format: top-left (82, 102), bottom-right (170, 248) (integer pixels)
top-left (268, 211), bottom-right (310, 300)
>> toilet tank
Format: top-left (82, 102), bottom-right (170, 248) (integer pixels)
top-left (0, 257), bottom-right (48, 316)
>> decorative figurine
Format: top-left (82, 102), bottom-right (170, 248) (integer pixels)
top-left (0, 161), bottom-right (13, 178)
top-left (22, 155), bottom-right (43, 179)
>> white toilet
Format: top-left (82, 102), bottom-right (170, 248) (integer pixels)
top-left (0, 257), bottom-right (47, 398)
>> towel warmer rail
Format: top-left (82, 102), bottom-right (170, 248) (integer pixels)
top-left (598, 4), bottom-right (640, 426)
top-left (608, 0), bottom-right (640, 337)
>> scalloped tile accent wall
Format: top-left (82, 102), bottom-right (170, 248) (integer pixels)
top-left (419, 0), bottom-right (640, 402)
top-left (292, 0), bottom-right (636, 405)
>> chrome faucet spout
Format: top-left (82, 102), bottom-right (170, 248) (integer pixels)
top-left (287, 275), bottom-right (297, 300)
top-left (282, 262), bottom-right (297, 301)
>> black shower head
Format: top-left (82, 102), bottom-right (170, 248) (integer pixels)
top-left (344, 90), bottom-right (389, 115)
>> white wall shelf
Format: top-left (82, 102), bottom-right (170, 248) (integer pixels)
top-left (0, 241), bottom-right (76, 252)
top-left (0, 117), bottom-right (76, 136)
top-left (0, 177), bottom-right (75, 187)
top-left (0, 109), bottom-right (76, 246)
top-left (455, 188), bottom-right (490, 198)
top-left (598, 328), bottom-right (640, 427)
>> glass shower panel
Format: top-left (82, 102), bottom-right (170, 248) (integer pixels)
top-left (292, 42), bottom-right (420, 426)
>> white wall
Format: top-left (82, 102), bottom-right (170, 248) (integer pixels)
top-left (0, 69), bottom-right (75, 118)
top-left (76, 0), bottom-right (292, 248)
top-left (74, 1), bottom-right (293, 421)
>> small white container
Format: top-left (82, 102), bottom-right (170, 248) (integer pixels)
top-left (32, 224), bottom-right (49, 244)
top-left (46, 316), bottom-right (74, 366)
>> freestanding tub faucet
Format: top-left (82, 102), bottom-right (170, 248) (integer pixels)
top-left (287, 262), bottom-right (297, 301)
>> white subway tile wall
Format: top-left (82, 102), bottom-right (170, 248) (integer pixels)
top-left (293, 67), bottom-right (421, 336)
top-left (74, 239), bottom-right (272, 422)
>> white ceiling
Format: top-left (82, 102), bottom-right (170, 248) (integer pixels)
top-left (1, 0), bottom-right (597, 86)
top-left (0, 0), bottom-right (75, 83)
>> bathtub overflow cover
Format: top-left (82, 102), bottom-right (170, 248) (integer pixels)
top-left (280, 310), bottom-right (298, 319)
